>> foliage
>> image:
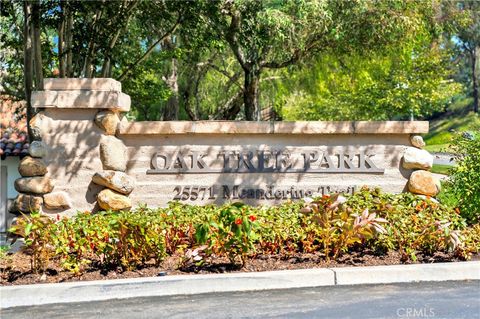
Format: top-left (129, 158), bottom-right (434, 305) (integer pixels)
top-left (278, 39), bottom-right (461, 121)
top-left (444, 129), bottom-right (480, 224)
top-left (195, 202), bottom-right (259, 265)
top-left (9, 212), bottom-right (56, 272)
top-left (300, 194), bottom-right (387, 261)
top-left (8, 188), bottom-right (479, 274)
top-left (2, 0), bottom-right (469, 122)
top-left (459, 224), bottom-right (480, 258)
top-left (444, 0), bottom-right (480, 113)
top-left (346, 187), bottom-right (468, 261)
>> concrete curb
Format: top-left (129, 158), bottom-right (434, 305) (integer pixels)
top-left (333, 261), bottom-right (480, 285)
top-left (1, 261), bottom-right (479, 309)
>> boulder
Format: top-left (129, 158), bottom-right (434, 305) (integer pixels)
top-left (29, 140), bottom-right (48, 158)
top-left (18, 156), bottom-right (48, 177)
top-left (13, 194), bottom-right (43, 213)
top-left (92, 170), bottom-right (135, 195)
top-left (410, 135), bottom-right (426, 149)
top-left (95, 111), bottom-right (120, 135)
top-left (29, 112), bottom-right (47, 141)
top-left (408, 170), bottom-right (440, 196)
top-left (99, 136), bottom-right (127, 171)
top-left (43, 191), bottom-right (72, 210)
top-left (402, 147), bottom-right (433, 170)
top-left (14, 176), bottom-right (55, 194)
top-left (97, 189), bottom-right (132, 211)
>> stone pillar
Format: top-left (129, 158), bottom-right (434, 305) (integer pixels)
top-left (29, 78), bottom-right (132, 216)
top-left (403, 135), bottom-right (441, 197)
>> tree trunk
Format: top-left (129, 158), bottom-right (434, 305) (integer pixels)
top-left (472, 47), bottom-right (479, 113)
top-left (32, 0), bottom-right (43, 89)
top-left (82, 7), bottom-right (103, 77)
top-left (23, 1), bottom-right (34, 142)
top-left (243, 67), bottom-right (260, 121)
top-left (58, 4), bottom-right (65, 77)
top-left (163, 57), bottom-right (179, 120)
top-left (65, 2), bottom-right (73, 77)
top-left (214, 90), bottom-right (243, 120)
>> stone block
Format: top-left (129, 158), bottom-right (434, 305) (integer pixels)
top-left (29, 141), bottom-right (48, 158)
top-left (274, 121), bottom-right (351, 134)
top-left (43, 78), bottom-right (122, 91)
top-left (354, 121), bottom-right (429, 134)
top-left (13, 194), bottom-right (43, 213)
top-left (408, 170), bottom-right (439, 196)
top-left (402, 147), bottom-right (433, 170)
top-left (99, 136), bottom-right (127, 171)
top-left (410, 135), bottom-right (426, 149)
top-left (95, 111), bottom-right (120, 135)
top-left (97, 189), bottom-right (132, 211)
top-left (92, 171), bottom-right (135, 195)
top-left (31, 90), bottom-right (130, 112)
top-left (14, 176), bottom-right (55, 194)
top-left (43, 191), bottom-right (72, 210)
top-left (18, 156), bottom-right (48, 177)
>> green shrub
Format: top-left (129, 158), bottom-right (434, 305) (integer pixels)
top-left (447, 129), bottom-right (480, 224)
top-left (347, 187), bottom-right (468, 261)
top-left (256, 201), bottom-right (304, 254)
top-left (51, 210), bottom-right (167, 273)
top-left (195, 202), bottom-right (259, 265)
top-left (9, 212), bottom-right (56, 272)
top-left (8, 188), bottom-right (479, 274)
top-left (300, 193), bottom-right (387, 261)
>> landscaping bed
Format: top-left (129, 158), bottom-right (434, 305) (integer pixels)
top-left (2, 187), bottom-right (479, 286)
top-left (2, 249), bottom-right (476, 286)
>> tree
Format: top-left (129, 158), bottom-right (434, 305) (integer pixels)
top-left (277, 43), bottom-right (461, 120)
top-left (440, 1), bottom-right (480, 113)
top-left (0, 0), bottom-right (469, 123)
top-left (454, 1), bottom-right (480, 113)
top-left (212, 0), bottom-right (431, 120)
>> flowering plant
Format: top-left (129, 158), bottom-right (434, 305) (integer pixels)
top-left (195, 202), bottom-right (259, 265)
top-left (301, 193), bottom-right (387, 260)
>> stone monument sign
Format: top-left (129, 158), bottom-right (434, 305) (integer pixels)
top-left (16, 78), bottom-right (432, 216)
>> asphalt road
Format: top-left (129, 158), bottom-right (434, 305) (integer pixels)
top-left (2, 281), bottom-right (479, 319)
top-left (432, 153), bottom-right (456, 166)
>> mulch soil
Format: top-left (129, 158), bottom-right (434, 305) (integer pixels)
top-left (2, 249), bottom-right (477, 286)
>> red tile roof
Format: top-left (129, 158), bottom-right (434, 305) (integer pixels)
top-left (0, 95), bottom-right (29, 159)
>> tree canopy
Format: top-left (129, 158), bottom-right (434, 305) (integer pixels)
top-left (1, 0), bottom-right (478, 125)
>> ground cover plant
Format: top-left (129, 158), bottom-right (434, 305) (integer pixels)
top-left (442, 130), bottom-right (480, 224)
top-left (5, 187), bottom-right (479, 280)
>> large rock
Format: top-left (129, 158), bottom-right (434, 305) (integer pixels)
top-left (99, 136), bottom-right (127, 171)
top-left (13, 194), bottom-right (43, 213)
top-left (95, 111), bottom-right (120, 135)
top-left (92, 171), bottom-right (135, 195)
top-left (29, 141), bottom-right (48, 158)
top-left (408, 170), bottom-right (440, 196)
top-left (97, 189), bottom-right (132, 211)
top-left (402, 147), bottom-right (433, 170)
top-left (43, 191), bottom-right (72, 210)
top-left (14, 176), bottom-right (55, 194)
top-left (410, 135), bottom-right (426, 149)
top-left (18, 156), bottom-right (48, 177)
top-left (29, 112), bottom-right (47, 141)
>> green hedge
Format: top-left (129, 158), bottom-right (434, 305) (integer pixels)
top-left (10, 187), bottom-right (480, 274)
